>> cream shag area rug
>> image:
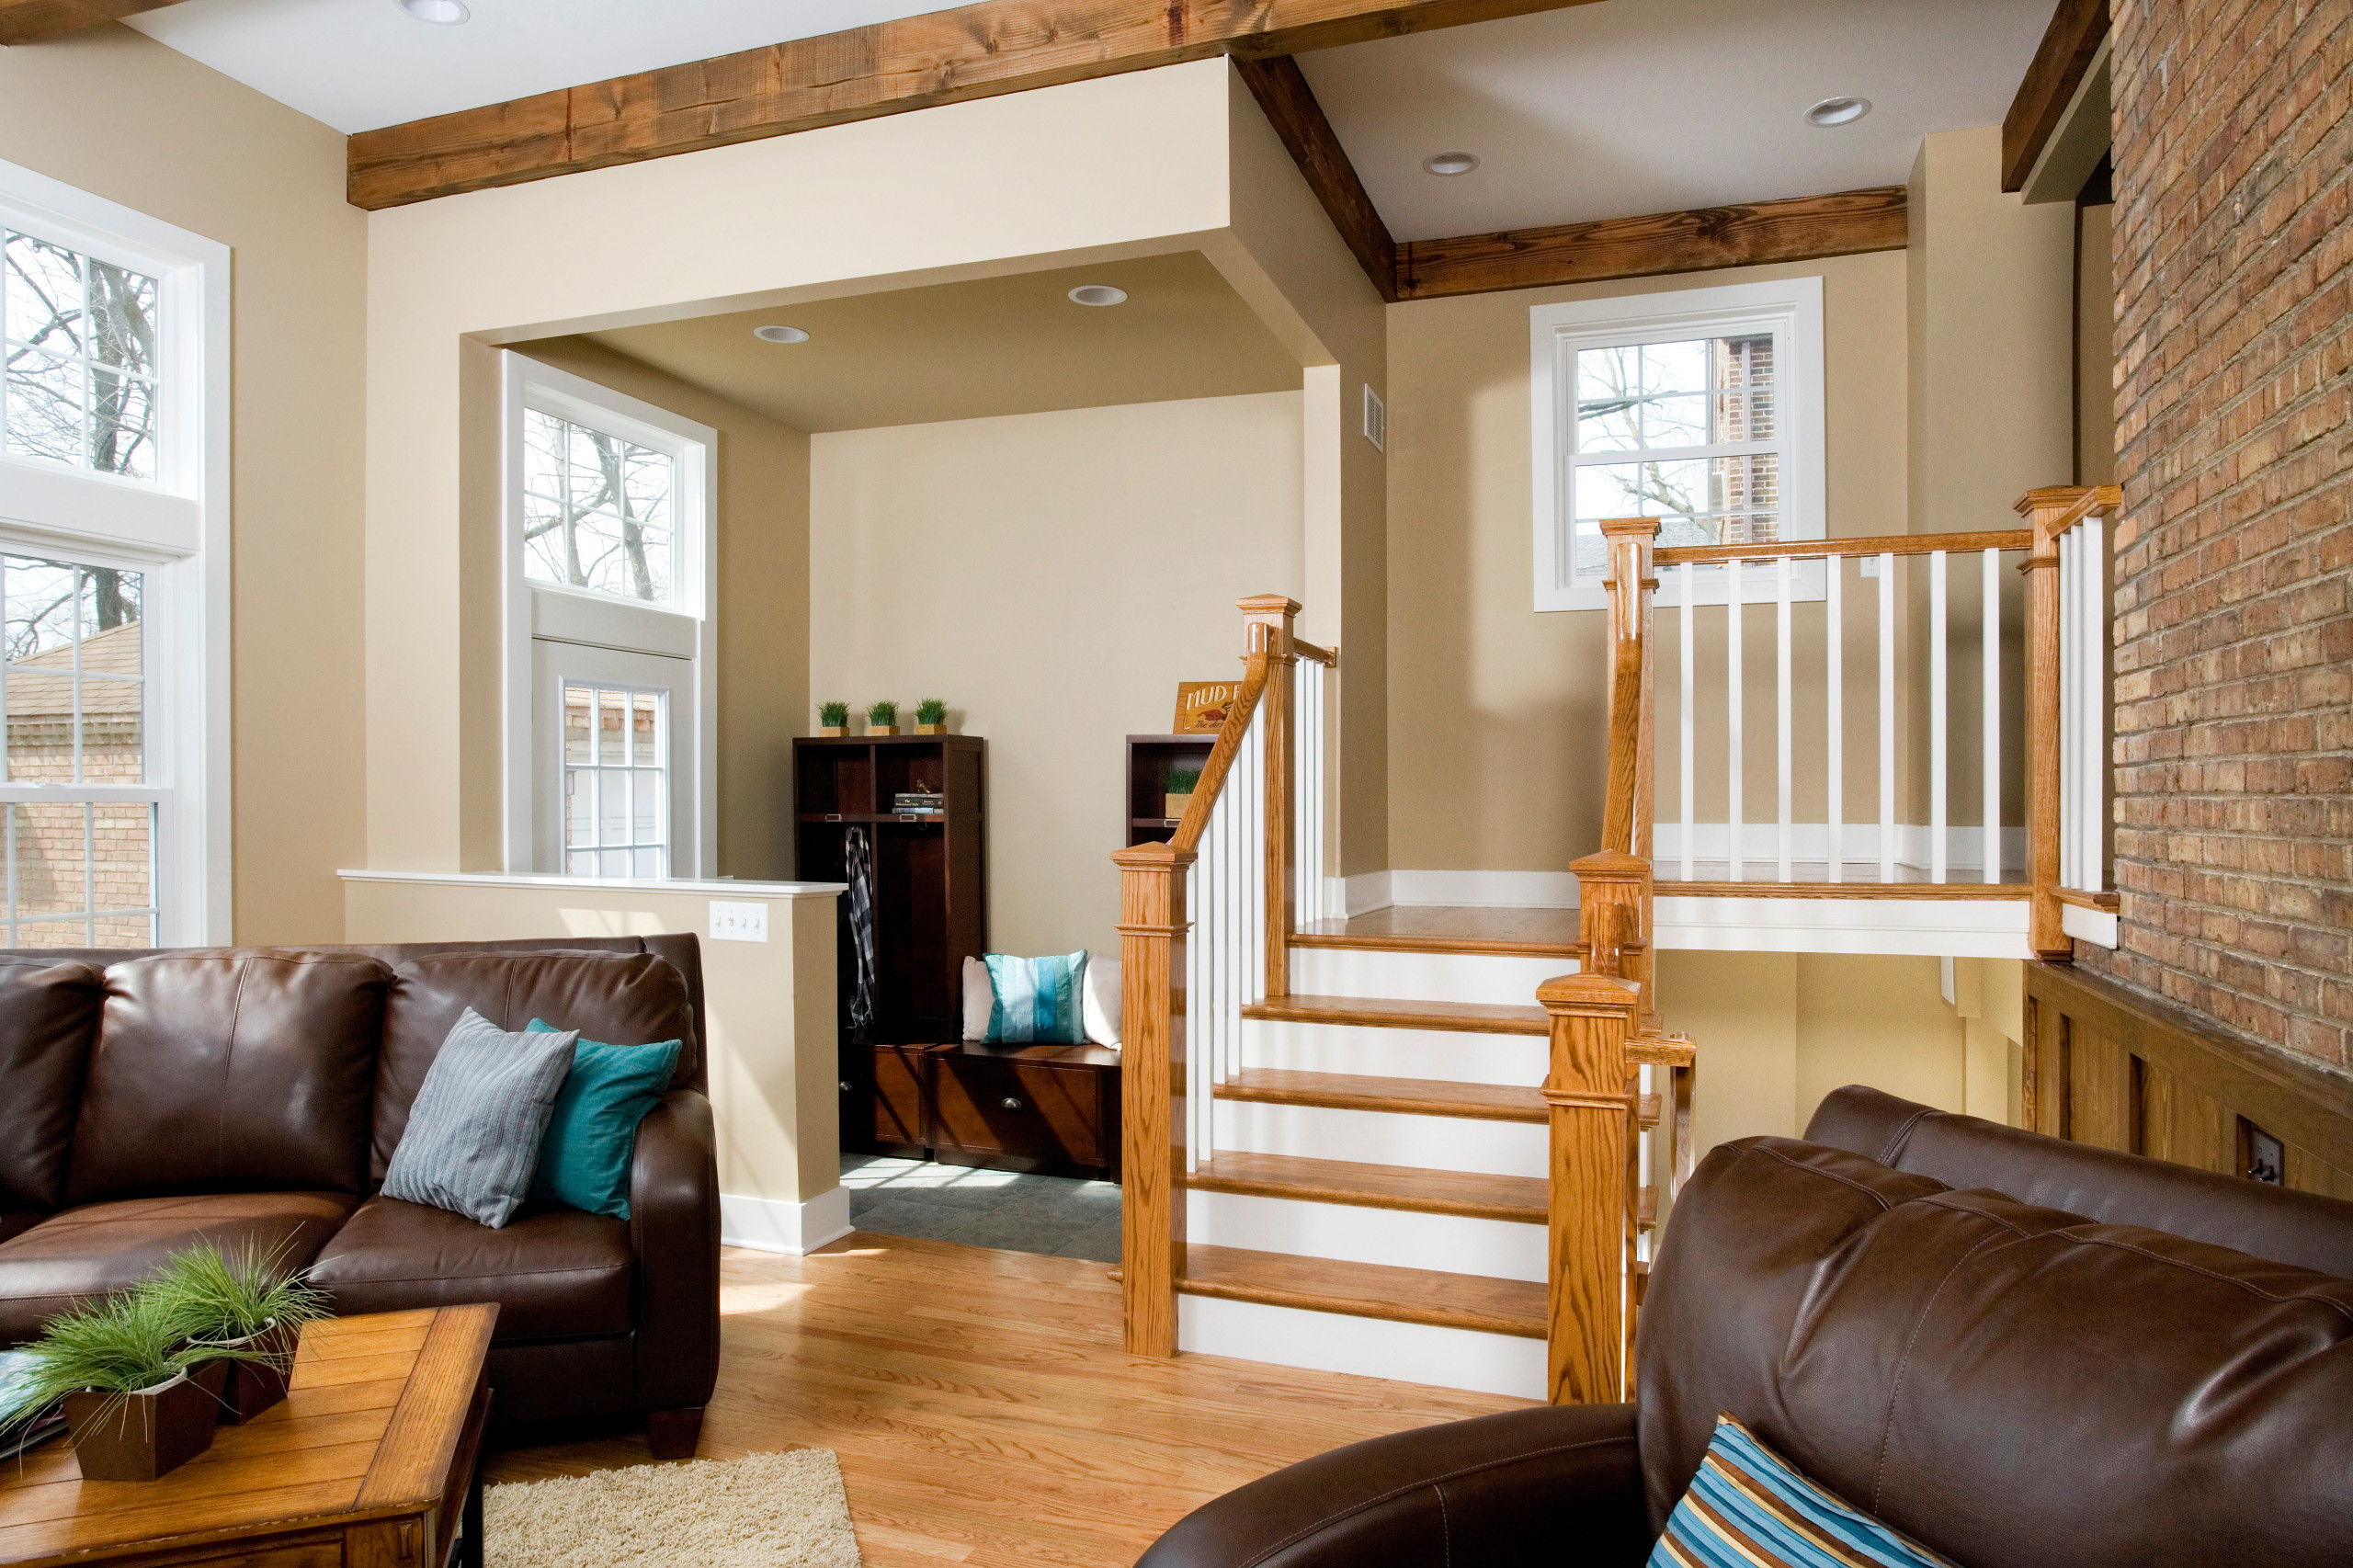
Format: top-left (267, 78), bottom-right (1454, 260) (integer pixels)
top-left (484, 1449), bottom-right (862, 1568)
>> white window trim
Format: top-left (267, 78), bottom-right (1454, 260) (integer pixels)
top-left (499, 352), bottom-right (716, 879)
top-left (0, 157), bottom-right (230, 945)
top-left (1530, 278), bottom-right (1825, 612)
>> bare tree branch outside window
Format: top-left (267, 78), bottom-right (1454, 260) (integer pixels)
top-left (522, 408), bottom-right (674, 604)
top-left (3, 232), bottom-right (158, 482)
top-left (1569, 335), bottom-right (1779, 574)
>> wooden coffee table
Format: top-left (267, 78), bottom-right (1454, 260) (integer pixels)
top-left (0, 1304), bottom-right (497, 1568)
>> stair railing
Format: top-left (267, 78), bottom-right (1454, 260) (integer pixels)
top-left (2020, 485), bottom-right (2123, 960)
top-left (1115, 595), bottom-right (1330, 1357)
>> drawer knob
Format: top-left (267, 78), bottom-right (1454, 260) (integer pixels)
top-left (1001, 1096), bottom-right (1024, 1110)
top-left (838, 1080), bottom-right (852, 1093)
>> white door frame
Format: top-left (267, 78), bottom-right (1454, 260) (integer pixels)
top-left (534, 642), bottom-right (693, 877)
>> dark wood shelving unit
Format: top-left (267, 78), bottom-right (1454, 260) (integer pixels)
top-left (1125, 733), bottom-right (1215, 847)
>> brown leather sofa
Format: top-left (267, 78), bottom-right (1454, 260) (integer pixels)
top-left (1138, 1085), bottom-right (2353, 1567)
top-left (0, 937), bottom-right (719, 1458)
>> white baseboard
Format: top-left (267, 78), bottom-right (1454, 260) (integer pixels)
top-left (1340, 869), bottom-right (1391, 915)
top-left (721, 1187), bottom-right (852, 1255)
top-left (1655, 894), bottom-right (2031, 959)
top-left (2062, 901), bottom-right (2120, 949)
top-left (1390, 869), bottom-right (1582, 908)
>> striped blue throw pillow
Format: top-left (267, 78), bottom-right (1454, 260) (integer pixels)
top-left (381, 1009), bottom-right (579, 1229)
top-left (983, 951), bottom-right (1088, 1045)
top-left (1650, 1415), bottom-right (1959, 1568)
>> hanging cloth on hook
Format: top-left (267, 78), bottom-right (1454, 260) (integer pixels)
top-left (844, 825), bottom-right (879, 1037)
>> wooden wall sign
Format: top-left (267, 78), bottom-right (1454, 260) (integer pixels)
top-left (1173, 682), bottom-right (1242, 735)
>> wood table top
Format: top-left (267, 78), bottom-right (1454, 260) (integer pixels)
top-left (0, 1304), bottom-right (496, 1568)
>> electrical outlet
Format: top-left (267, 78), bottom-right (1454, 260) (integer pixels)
top-left (710, 900), bottom-right (768, 943)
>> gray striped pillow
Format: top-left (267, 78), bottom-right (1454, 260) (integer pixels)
top-left (381, 1008), bottom-right (578, 1228)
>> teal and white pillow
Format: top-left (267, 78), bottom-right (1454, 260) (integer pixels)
top-left (963, 952), bottom-right (1120, 1046)
top-left (981, 951), bottom-right (1088, 1045)
top-left (1650, 1415), bottom-right (1959, 1568)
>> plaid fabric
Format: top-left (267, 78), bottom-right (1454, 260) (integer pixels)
top-left (1650, 1415), bottom-right (1960, 1568)
top-left (845, 825), bottom-right (877, 1035)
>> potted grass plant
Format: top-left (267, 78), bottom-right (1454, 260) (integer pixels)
top-left (1165, 764), bottom-right (1203, 821)
top-left (817, 700), bottom-right (849, 738)
top-left (145, 1242), bottom-right (330, 1425)
top-left (10, 1291), bottom-right (238, 1480)
top-left (914, 698), bottom-right (949, 735)
top-left (867, 700), bottom-right (900, 737)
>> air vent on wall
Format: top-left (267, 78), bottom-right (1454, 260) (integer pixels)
top-left (1361, 384), bottom-right (1386, 452)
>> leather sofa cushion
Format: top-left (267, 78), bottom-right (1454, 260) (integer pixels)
top-left (308, 1194), bottom-right (632, 1340)
top-left (373, 952), bottom-right (695, 1183)
top-left (64, 951), bottom-right (389, 1204)
top-left (0, 1191), bottom-right (358, 1346)
top-left (0, 958), bottom-right (103, 1212)
top-left (1638, 1136), bottom-right (2353, 1568)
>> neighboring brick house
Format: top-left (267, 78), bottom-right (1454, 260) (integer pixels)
top-left (4, 619), bottom-right (152, 944)
top-left (2097, 0), bottom-right (2352, 1065)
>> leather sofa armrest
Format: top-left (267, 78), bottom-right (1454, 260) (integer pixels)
top-left (629, 1088), bottom-right (719, 1413)
top-left (1138, 1403), bottom-right (1648, 1568)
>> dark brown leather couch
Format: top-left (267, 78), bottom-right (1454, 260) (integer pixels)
top-left (0, 936), bottom-right (720, 1458)
top-left (1138, 1085), bottom-right (2353, 1567)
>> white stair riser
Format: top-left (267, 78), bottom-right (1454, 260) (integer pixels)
top-left (1289, 946), bottom-right (1575, 1006)
top-left (1178, 1294), bottom-right (1546, 1400)
top-left (1214, 1099), bottom-right (1548, 1178)
top-left (1186, 1189), bottom-right (1546, 1282)
top-left (1241, 1017), bottom-right (1547, 1086)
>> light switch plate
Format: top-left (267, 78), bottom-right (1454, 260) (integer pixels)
top-left (710, 900), bottom-right (768, 942)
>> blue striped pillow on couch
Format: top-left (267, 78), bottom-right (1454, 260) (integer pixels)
top-left (983, 951), bottom-right (1088, 1045)
top-left (1650, 1415), bottom-right (1959, 1568)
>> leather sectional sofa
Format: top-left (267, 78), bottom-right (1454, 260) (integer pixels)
top-left (0, 937), bottom-right (719, 1458)
top-left (1140, 1085), bottom-right (2353, 1567)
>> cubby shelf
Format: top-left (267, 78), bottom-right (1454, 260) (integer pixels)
top-left (1125, 733), bottom-right (1214, 848)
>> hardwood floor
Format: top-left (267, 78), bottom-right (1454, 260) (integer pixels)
top-left (484, 1234), bottom-right (1529, 1566)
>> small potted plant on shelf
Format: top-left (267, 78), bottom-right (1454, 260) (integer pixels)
top-left (867, 700), bottom-right (899, 737)
top-left (10, 1291), bottom-right (243, 1481)
top-left (914, 699), bottom-right (949, 735)
top-left (147, 1242), bottom-right (330, 1425)
top-left (1165, 764), bottom-right (1203, 821)
top-left (817, 700), bottom-right (850, 738)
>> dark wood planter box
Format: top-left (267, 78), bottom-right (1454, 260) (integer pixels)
top-left (63, 1360), bottom-right (230, 1481)
top-left (198, 1320), bottom-right (298, 1425)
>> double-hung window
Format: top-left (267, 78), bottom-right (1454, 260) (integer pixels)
top-left (1531, 279), bottom-right (1824, 610)
top-left (0, 160), bottom-right (226, 946)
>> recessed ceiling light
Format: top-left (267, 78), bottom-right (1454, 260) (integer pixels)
top-left (1423, 151), bottom-right (1479, 176)
top-left (1068, 285), bottom-right (1128, 307)
top-left (1803, 97), bottom-right (1871, 128)
top-left (752, 324), bottom-right (810, 344)
top-left (396, 0), bottom-right (470, 22)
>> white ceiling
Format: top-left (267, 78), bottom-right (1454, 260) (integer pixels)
top-left (1298, 0), bottom-right (2056, 242)
top-left (121, 0), bottom-right (2055, 240)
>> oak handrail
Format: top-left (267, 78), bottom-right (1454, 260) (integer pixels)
top-left (1167, 654), bottom-right (1271, 857)
top-left (1654, 528), bottom-right (2031, 566)
top-left (2018, 484), bottom-right (2122, 960)
top-left (1292, 638), bottom-right (1337, 666)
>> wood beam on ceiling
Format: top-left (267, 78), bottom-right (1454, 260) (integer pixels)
top-left (2001, 0), bottom-right (2109, 192)
top-left (1234, 56), bottom-right (1399, 302)
top-left (1395, 187), bottom-right (1908, 300)
top-left (0, 0), bottom-right (188, 46)
top-left (346, 0), bottom-right (1609, 210)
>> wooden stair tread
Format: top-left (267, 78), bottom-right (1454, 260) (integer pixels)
top-left (1243, 994), bottom-right (1550, 1036)
top-left (1187, 1152), bottom-right (1547, 1222)
top-left (1216, 1068), bottom-right (1545, 1123)
top-left (1176, 1244), bottom-right (1547, 1338)
top-left (1290, 904), bottom-right (1582, 958)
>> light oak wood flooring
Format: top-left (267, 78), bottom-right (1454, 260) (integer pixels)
top-left (484, 1233), bottom-right (1529, 1567)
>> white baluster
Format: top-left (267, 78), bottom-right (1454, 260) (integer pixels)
top-left (1726, 562), bottom-right (1744, 882)
top-left (1878, 553), bottom-right (1895, 882)
top-left (1777, 554), bottom-right (1793, 881)
top-left (1930, 550), bottom-right (1949, 884)
top-left (1679, 562), bottom-right (1696, 881)
top-left (1826, 556), bottom-right (1844, 883)
top-left (2080, 514), bottom-right (2106, 890)
top-left (1185, 858), bottom-right (1204, 1170)
top-left (1982, 547), bottom-right (2000, 883)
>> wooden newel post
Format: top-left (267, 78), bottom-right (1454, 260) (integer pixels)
top-left (1113, 841), bottom-right (1191, 1356)
top-left (1240, 595), bottom-right (1301, 1000)
top-left (1539, 971), bottom-right (1641, 1403)
top-left (2017, 484), bottom-right (2116, 963)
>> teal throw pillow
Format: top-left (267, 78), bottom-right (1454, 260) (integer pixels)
top-left (983, 951), bottom-right (1088, 1045)
top-left (523, 1018), bottom-right (682, 1220)
top-left (1649, 1415), bottom-right (1959, 1568)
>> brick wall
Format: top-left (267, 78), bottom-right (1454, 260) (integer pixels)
top-left (2098, 0), bottom-right (2352, 1064)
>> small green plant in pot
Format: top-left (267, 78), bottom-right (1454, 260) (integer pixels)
top-left (817, 700), bottom-right (850, 737)
top-left (914, 698), bottom-right (949, 735)
top-left (144, 1242), bottom-right (331, 1425)
top-left (867, 700), bottom-right (900, 736)
top-left (11, 1290), bottom-right (237, 1480)
top-left (1165, 765), bottom-right (1204, 821)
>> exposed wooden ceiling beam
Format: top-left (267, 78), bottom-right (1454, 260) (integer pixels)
top-left (0, 0), bottom-right (188, 46)
top-left (347, 0), bottom-right (1608, 210)
top-left (2002, 0), bottom-right (2109, 192)
top-left (1233, 56), bottom-right (1399, 303)
top-left (1396, 187), bottom-right (1908, 300)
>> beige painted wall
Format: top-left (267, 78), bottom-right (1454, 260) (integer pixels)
top-left (1383, 252), bottom-right (1908, 872)
top-left (809, 392), bottom-right (1306, 954)
top-left (2076, 203), bottom-right (2118, 486)
top-left (343, 876), bottom-right (841, 1217)
top-left (0, 25), bottom-right (368, 941)
top-left (511, 338), bottom-right (812, 879)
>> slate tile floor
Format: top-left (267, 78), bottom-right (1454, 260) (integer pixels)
top-left (840, 1153), bottom-right (1123, 1264)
